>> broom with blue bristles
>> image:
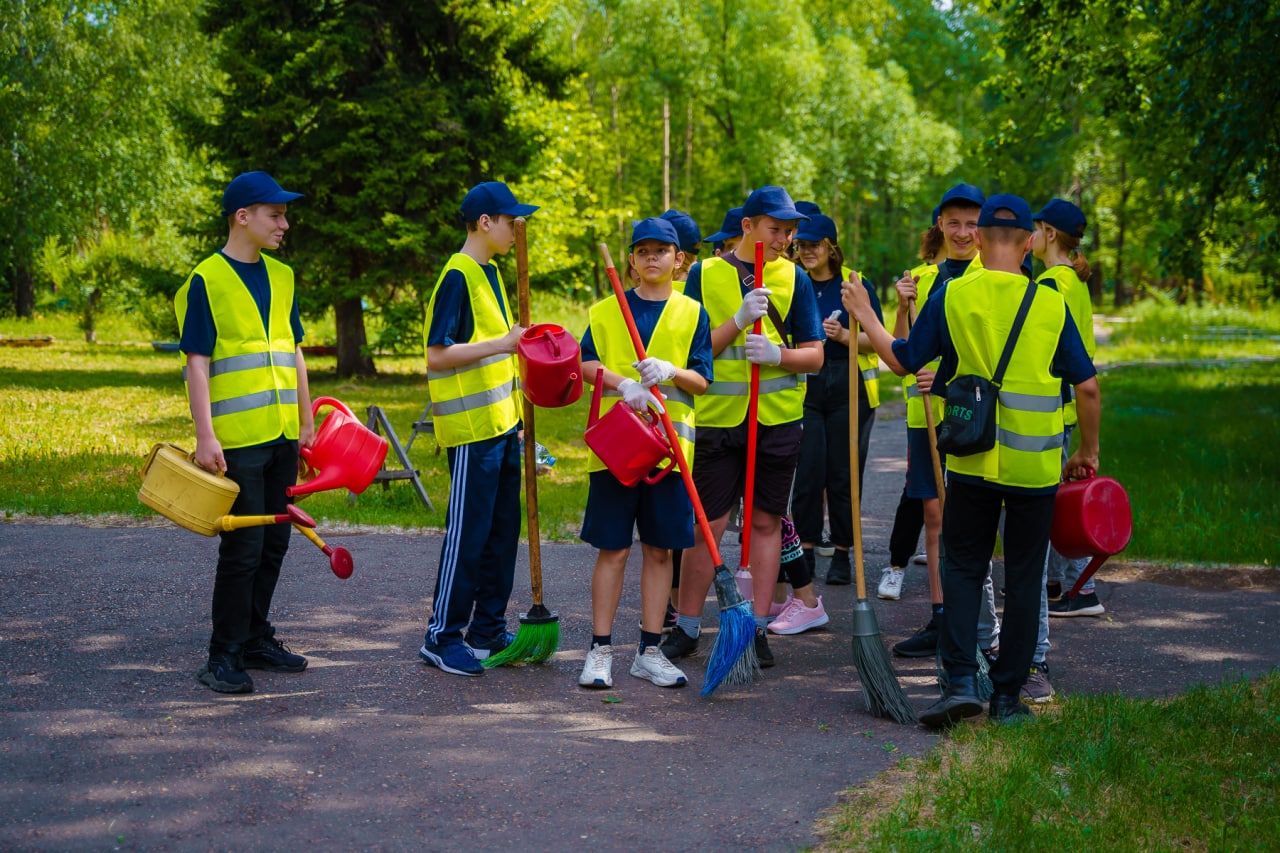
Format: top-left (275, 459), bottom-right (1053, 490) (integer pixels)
top-left (598, 243), bottom-right (756, 696)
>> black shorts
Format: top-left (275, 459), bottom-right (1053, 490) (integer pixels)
top-left (580, 469), bottom-right (694, 551)
top-left (691, 422), bottom-right (803, 520)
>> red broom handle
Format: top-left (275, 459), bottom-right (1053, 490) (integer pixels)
top-left (598, 244), bottom-right (725, 568)
top-left (740, 241), bottom-right (764, 568)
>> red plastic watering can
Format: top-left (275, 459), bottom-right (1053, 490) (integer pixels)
top-left (286, 396), bottom-right (389, 498)
top-left (583, 367), bottom-right (676, 488)
top-left (1050, 468), bottom-right (1133, 598)
top-left (518, 323), bottom-right (584, 408)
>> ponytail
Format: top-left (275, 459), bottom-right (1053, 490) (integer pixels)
top-left (1058, 232), bottom-right (1092, 281)
top-left (919, 224), bottom-right (944, 263)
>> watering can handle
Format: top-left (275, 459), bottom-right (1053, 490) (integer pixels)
top-left (311, 395), bottom-right (355, 419)
top-left (1066, 465), bottom-right (1097, 482)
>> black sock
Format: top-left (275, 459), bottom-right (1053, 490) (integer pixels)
top-left (592, 634), bottom-right (611, 648)
top-left (639, 630), bottom-right (661, 652)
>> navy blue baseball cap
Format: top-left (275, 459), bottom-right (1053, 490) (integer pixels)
top-left (794, 200), bottom-right (823, 216)
top-left (794, 213), bottom-right (838, 244)
top-left (1033, 199), bottom-right (1087, 238)
top-left (659, 209), bottom-right (702, 253)
top-left (702, 206), bottom-right (745, 243)
top-left (931, 205), bottom-right (941, 224)
top-left (459, 181), bottom-right (539, 221)
top-left (978, 193), bottom-right (1034, 231)
top-left (629, 217), bottom-right (681, 248)
top-left (938, 182), bottom-right (986, 212)
top-left (222, 172), bottom-right (303, 217)
top-left (742, 185), bottom-right (809, 222)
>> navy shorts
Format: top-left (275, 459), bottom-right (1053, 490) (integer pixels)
top-left (692, 422), bottom-right (803, 520)
top-left (905, 425), bottom-right (946, 500)
top-left (580, 469), bottom-right (695, 551)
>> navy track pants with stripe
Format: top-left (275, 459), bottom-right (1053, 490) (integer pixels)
top-left (424, 428), bottom-right (522, 647)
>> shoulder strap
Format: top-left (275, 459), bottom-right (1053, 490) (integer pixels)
top-left (992, 281), bottom-right (1038, 386)
top-left (765, 300), bottom-right (792, 349)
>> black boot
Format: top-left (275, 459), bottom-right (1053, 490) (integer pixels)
top-left (826, 548), bottom-right (851, 585)
top-left (989, 691), bottom-right (1033, 724)
top-left (919, 673), bottom-right (983, 729)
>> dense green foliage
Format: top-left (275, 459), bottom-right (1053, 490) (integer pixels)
top-left (2, 1), bottom-right (1275, 371)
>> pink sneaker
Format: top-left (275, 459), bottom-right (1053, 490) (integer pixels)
top-left (768, 596), bottom-right (830, 635)
top-left (768, 594), bottom-right (794, 619)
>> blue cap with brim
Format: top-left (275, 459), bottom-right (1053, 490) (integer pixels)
top-left (978, 193), bottom-right (1034, 231)
top-left (659, 209), bottom-right (702, 252)
top-left (629, 217), bottom-right (681, 248)
top-left (794, 214), bottom-right (838, 244)
top-left (702, 206), bottom-right (745, 243)
top-left (931, 205), bottom-right (941, 224)
top-left (459, 181), bottom-right (539, 221)
top-left (1033, 199), bottom-right (1087, 238)
top-left (742, 185), bottom-right (809, 222)
top-left (222, 172), bottom-right (303, 217)
top-left (795, 201), bottom-right (823, 216)
top-left (938, 182), bottom-right (986, 212)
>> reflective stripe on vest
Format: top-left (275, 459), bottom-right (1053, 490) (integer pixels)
top-left (1037, 266), bottom-right (1095, 427)
top-left (174, 253), bottom-right (300, 449)
top-left (587, 291), bottom-right (702, 474)
top-left (696, 256), bottom-right (803, 427)
top-left (944, 269), bottom-right (1066, 489)
top-left (423, 253), bottom-right (519, 447)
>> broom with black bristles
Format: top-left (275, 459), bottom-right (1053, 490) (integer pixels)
top-left (484, 217), bottom-right (559, 666)
top-left (598, 243), bottom-right (756, 696)
top-left (847, 303), bottom-right (917, 724)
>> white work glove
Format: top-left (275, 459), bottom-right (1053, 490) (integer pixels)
top-left (618, 378), bottom-right (665, 413)
top-left (744, 333), bottom-right (782, 366)
top-left (733, 287), bottom-right (773, 331)
top-left (634, 357), bottom-right (677, 388)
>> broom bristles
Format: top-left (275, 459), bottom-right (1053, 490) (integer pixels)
top-left (849, 600), bottom-right (916, 724)
top-left (701, 599), bottom-right (756, 696)
top-left (482, 616), bottom-right (560, 668)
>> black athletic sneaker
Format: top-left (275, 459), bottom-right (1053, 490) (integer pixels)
top-left (196, 652), bottom-right (254, 694)
top-left (243, 635), bottom-right (307, 672)
top-left (826, 549), bottom-right (852, 585)
top-left (1045, 581), bottom-right (1063, 602)
top-left (893, 617), bottom-right (940, 658)
top-left (659, 626), bottom-right (700, 660)
top-left (754, 628), bottom-right (775, 669)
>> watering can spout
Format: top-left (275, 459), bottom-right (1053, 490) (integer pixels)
top-left (288, 466), bottom-right (353, 499)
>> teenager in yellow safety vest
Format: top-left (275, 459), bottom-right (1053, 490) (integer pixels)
top-left (844, 193), bottom-right (1101, 727)
top-left (575, 217), bottom-right (713, 690)
top-left (176, 171), bottom-right (314, 695)
top-left (418, 181), bottom-right (538, 678)
top-left (660, 185), bottom-right (825, 671)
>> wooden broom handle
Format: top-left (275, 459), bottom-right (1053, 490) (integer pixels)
top-left (514, 218), bottom-right (544, 604)
top-left (908, 298), bottom-right (947, 514)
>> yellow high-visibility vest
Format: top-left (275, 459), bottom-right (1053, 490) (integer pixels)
top-left (423, 253), bottom-right (519, 447)
top-left (586, 291), bottom-right (701, 473)
top-left (944, 269), bottom-right (1067, 489)
top-left (175, 253), bottom-right (299, 449)
top-left (843, 266), bottom-right (880, 409)
top-left (1037, 265), bottom-right (1095, 426)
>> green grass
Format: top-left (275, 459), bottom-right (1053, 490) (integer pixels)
top-left (823, 671), bottom-right (1280, 852)
top-left (2, 300), bottom-right (1278, 560)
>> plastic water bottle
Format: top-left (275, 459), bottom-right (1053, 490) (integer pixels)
top-left (519, 437), bottom-right (555, 468)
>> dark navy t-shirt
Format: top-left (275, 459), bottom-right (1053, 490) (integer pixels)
top-left (425, 264), bottom-right (509, 348)
top-left (580, 289), bottom-right (714, 383)
top-left (683, 256), bottom-right (823, 345)
top-left (178, 251), bottom-right (305, 357)
top-left (811, 274), bottom-right (883, 362)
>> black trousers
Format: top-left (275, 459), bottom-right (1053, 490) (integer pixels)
top-left (941, 477), bottom-right (1055, 695)
top-left (792, 359), bottom-right (875, 548)
top-left (887, 489), bottom-right (924, 568)
top-left (210, 440), bottom-right (298, 655)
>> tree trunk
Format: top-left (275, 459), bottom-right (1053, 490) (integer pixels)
top-left (1113, 159), bottom-right (1129, 307)
top-left (662, 93), bottom-right (670, 212)
top-left (12, 263), bottom-right (35, 318)
top-left (82, 289), bottom-right (99, 343)
top-left (683, 101), bottom-right (694, 211)
top-left (334, 296), bottom-right (375, 377)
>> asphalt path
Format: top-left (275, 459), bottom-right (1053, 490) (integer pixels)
top-left (2, 413), bottom-right (1277, 851)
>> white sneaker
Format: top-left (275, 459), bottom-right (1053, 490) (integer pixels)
top-left (629, 646), bottom-right (688, 687)
top-left (768, 596), bottom-right (830, 635)
top-left (578, 644), bottom-right (613, 689)
top-left (910, 552), bottom-right (928, 566)
top-left (877, 566), bottom-right (905, 600)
